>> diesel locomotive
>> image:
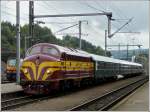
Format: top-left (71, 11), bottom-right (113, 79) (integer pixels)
top-left (6, 58), bottom-right (17, 81)
top-left (20, 43), bottom-right (144, 94)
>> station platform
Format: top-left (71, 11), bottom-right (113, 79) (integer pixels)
top-left (1, 83), bottom-right (23, 94)
top-left (110, 82), bottom-right (149, 111)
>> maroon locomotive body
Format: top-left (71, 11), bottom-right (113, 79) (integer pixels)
top-left (20, 43), bottom-right (94, 94)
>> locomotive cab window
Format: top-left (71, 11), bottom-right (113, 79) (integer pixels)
top-left (7, 59), bottom-right (16, 66)
top-left (43, 46), bottom-right (59, 57)
top-left (26, 46), bottom-right (41, 56)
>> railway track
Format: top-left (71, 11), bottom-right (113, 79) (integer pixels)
top-left (1, 91), bottom-right (32, 110)
top-left (1, 93), bottom-right (52, 111)
top-left (2, 91), bottom-right (24, 101)
top-left (2, 90), bottom-right (68, 110)
top-left (69, 76), bottom-right (148, 111)
top-left (1, 80), bottom-right (14, 84)
top-left (2, 95), bottom-right (33, 110)
top-left (1, 76), bottom-right (148, 111)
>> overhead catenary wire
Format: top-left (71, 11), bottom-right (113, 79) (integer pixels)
top-left (35, 1), bottom-right (82, 37)
top-left (2, 2), bottom-right (126, 39)
top-left (36, 1), bottom-right (89, 40)
top-left (109, 17), bottom-right (133, 38)
top-left (41, 1), bottom-right (78, 24)
top-left (36, 1), bottom-right (111, 32)
top-left (104, 2), bottom-right (137, 46)
top-left (34, 1), bottom-right (79, 39)
top-left (1, 5), bottom-right (29, 17)
top-left (95, 1), bottom-right (109, 13)
top-left (1, 10), bottom-right (29, 22)
top-left (54, 23), bottom-right (79, 34)
top-left (83, 1), bottom-right (106, 13)
top-left (109, 2), bottom-right (134, 32)
top-left (35, 1), bottom-right (66, 30)
top-left (42, 21), bottom-right (78, 24)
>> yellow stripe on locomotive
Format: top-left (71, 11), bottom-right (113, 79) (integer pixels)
top-left (21, 60), bottom-right (94, 81)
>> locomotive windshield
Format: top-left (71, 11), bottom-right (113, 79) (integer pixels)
top-left (26, 46), bottom-right (41, 56)
top-left (7, 59), bottom-right (16, 66)
top-left (26, 45), bottom-right (59, 57)
top-left (43, 46), bottom-right (59, 57)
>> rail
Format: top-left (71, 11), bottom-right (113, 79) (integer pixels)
top-left (1, 80), bottom-right (14, 84)
top-left (69, 76), bottom-right (148, 111)
top-left (1, 76), bottom-right (148, 111)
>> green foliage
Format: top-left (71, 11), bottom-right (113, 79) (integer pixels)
top-left (1, 21), bottom-right (106, 61)
top-left (135, 54), bottom-right (149, 74)
top-left (135, 54), bottom-right (147, 65)
top-left (61, 35), bottom-right (105, 55)
top-left (1, 21), bottom-right (17, 62)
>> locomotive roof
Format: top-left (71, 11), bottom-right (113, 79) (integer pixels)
top-left (54, 44), bottom-right (91, 58)
top-left (33, 43), bottom-right (142, 66)
top-left (34, 43), bottom-right (91, 58)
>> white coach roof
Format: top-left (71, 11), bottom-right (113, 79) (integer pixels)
top-left (74, 48), bottom-right (142, 66)
top-left (90, 53), bottom-right (142, 66)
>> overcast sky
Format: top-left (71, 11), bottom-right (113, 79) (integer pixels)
top-left (1, 0), bottom-right (149, 50)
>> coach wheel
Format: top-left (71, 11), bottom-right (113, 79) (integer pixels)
top-left (114, 76), bottom-right (117, 80)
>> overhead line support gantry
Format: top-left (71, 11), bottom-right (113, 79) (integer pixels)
top-left (29, 1), bottom-right (113, 49)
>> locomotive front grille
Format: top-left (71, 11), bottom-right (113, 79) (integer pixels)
top-left (21, 61), bottom-right (60, 81)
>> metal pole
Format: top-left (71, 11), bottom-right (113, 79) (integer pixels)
top-left (16, 1), bottom-right (20, 83)
top-left (107, 16), bottom-right (111, 38)
top-left (132, 38), bottom-right (135, 56)
top-left (79, 21), bottom-right (82, 49)
top-left (127, 44), bottom-right (129, 60)
top-left (138, 45), bottom-right (141, 55)
top-left (24, 36), bottom-right (27, 55)
top-left (29, 1), bottom-right (34, 47)
top-left (105, 30), bottom-right (107, 56)
top-left (34, 12), bottom-right (112, 18)
top-left (118, 43), bottom-right (120, 59)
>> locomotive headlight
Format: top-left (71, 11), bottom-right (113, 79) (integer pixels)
top-left (46, 69), bottom-right (52, 74)
top-left (24, 68), bottom-right (28, 74)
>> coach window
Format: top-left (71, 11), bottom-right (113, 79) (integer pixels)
top-left (105, 63), bottom-right (108, 69)
top-left (95, 61), bottom-right (98, 70)
top-left (99, 62), bottom-right (101, 69)
top-left (7, 59), bottom-right (16, 66)
top-left (101, 62), bottom-right (105, 69)
top-left (43, 46), bottom-right (59, 57)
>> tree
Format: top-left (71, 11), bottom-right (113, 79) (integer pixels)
top-left (135, 54), bottom-right (149, 75)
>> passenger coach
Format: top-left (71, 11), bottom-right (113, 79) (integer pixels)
top-left (90, 54), bottom-right (143, 83)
